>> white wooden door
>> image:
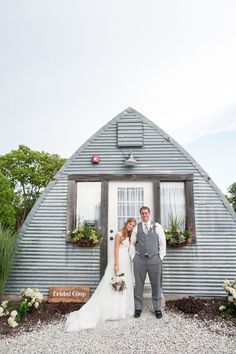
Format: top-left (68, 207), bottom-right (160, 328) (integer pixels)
top-left (108, 181), bottom-right (154, 262)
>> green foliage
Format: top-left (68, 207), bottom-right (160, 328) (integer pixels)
top-left (219, 279), bottom-right (236, 319)
top-left (17, 298), bottom-right (28, 321)
top-left (226, 182), bottom-right (236, 212)
top-left (0, 145), bottom-right (66, 229)
top-left (168, 212), bottom-right (184, 233)
top-left (70, 220), bottom-right (102, 245)
top-left (0, 288), bottom-right (43, 327)
top-left (165, 212), bottom-right (192, 246)
top-left (0, 173), bottom-right (16, 228)
top-left (183, 229), bottom-right (192, 239)
top-left (0, 226), bottom-right (17, 295)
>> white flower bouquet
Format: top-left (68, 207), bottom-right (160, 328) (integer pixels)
top-left (111, 273), bottom-right (127, 292)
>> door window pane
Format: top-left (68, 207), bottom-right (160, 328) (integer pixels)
top-left (117, 188), bottom-right (143, 229)
top-left (160, 182), bottom-right (186, 230)
top-left (76, 182), bottom-right (101, 227)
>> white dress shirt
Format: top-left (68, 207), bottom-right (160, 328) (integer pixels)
top-left (131, 221), bottom-right (166, 261)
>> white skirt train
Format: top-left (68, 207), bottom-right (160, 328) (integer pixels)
top-left (65, 240), bottom-right (134, 331)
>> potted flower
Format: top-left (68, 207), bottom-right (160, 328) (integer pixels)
top-left (164, 214), bottom-right (192, 248)
top-left (70, 221), bottom-right (102, 247)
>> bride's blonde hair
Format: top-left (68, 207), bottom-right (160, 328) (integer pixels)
top-left (120, 217), bottom-right (136, 242)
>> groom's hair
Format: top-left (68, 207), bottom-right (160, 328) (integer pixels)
top-left (140, 206), bottom-right (150, 213)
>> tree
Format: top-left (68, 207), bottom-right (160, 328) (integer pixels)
top-left (0, 145), bottom-right (66, 229)
top-left (0, 172), bottom-right (16, 228)
top-left (227, 182), bottom-right (236, 212)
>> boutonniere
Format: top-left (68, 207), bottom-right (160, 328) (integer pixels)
top-left (150, 224), bottom-right (156, 232)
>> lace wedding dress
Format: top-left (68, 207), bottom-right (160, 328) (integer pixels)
top-left (65, 238), bottom-right (134, 331)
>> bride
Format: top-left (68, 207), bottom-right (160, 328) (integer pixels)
top-left (65, 217), bottom-right (137, 331)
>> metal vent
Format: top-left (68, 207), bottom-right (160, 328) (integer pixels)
top-left (117, 120), bottom-right (143, 147)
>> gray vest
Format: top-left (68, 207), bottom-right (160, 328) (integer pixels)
top-left (135, 222), bottom-right (160, 258)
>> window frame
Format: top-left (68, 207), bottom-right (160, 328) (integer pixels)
top-left (67, 174), bottom-right (195, 276)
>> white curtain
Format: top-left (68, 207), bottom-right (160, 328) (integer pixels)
top-left (117, 188), bottom-right (143, 229)
top-left (160, 182), bottom-right (186, 231)
top-left (76, 182), bottom-right (101, 226)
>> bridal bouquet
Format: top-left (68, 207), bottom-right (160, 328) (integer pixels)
top-left (111, 273), bottom-right (127, 292)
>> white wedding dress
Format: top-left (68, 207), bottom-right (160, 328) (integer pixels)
top-left (65, 238), bottom-right (134, 331)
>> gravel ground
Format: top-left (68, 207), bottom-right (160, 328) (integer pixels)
top-left (0, 307), bottom-right (236, 354)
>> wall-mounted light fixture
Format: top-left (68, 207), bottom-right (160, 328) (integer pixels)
top-left (124, 152), bottom-right (138, 166)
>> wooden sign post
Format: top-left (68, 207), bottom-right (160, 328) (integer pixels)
top-left (48, 286), bottom-right (90, 303)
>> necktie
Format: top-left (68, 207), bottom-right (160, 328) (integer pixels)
top-left (144, 223), bottom-right (149, 234)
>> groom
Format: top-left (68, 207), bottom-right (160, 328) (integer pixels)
top-left (131, 206), bottom-right (166, 319)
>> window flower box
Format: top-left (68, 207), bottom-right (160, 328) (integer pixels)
top-left (165, 230), bottom-right (192, 248)
top-left (70, 221), bottom-right (102, 247)
top-left (164, 214), bottom-right (192, 248)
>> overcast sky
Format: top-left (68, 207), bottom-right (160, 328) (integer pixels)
top-left (0, 0), bottom-right (235, 193)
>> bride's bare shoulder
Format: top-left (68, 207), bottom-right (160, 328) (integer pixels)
top-left (115, 231), bottom-right (122, 240)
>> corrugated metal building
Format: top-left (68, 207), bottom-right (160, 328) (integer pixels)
top-left (5, 108), bottom-right (236, 296)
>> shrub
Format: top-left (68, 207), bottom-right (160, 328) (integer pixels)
top-left (0, 288), bottom-right (43, 328)
top-left (219, 279), bottom-right (236, 318)
top-left (0, 225), bottom-right (18, 295)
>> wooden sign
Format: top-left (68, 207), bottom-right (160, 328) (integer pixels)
top-left (48, 286), bottom-right (90, 303)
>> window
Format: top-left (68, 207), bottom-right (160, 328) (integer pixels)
top-left (76, 182), bottom-right (101, 227)
top-left (160, 182), bottom-right (186, 230)
top-left (67, 174), bottom-right (195, 244)
top-left (67, 174), bottom-right (195, 276)
top-left (117, 187), bottom-right (143, 229)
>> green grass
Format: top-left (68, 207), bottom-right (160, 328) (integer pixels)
top-left (0, 225), bottom-right (18, 295)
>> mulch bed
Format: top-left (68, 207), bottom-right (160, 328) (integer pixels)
top-left (0, 297), bottom-right (235, 337)
top-left (0, 302), bottom-right (82, 337)
top-left (165, 297), bottom-right (236, 326)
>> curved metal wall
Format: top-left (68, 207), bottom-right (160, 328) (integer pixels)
top-left (5, 109), bottom-right (236, 296)
top-left (5, 180), bottom-right (100, 295)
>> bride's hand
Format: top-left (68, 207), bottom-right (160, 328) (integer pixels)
top-left (114, 263), bottom-right (119, 273)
